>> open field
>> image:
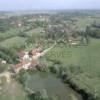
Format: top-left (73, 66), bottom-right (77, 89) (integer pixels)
top-left (0, 80), bottom-right (27, 100)
top-left (26, 27), bottom-right (44, 37)
top-left (45, 38), bottom-right (100, 96)
top-left (0, 28), bottom-right (21, 41)
top-left (46, 38), bottom-right (100, 74)
top-left (0, 36), bottom-right (26, 48)
top-left (72, 17), bottom-right (100, 31)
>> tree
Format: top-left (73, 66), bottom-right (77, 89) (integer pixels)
top-left (85, 26), bottom-right (90, 44)
top-left (16, 69), bottom-right (28, 86)
top-left (0, 19), bottom-right (9, 32)
top-left (45, 24), bottom-right (67, 41)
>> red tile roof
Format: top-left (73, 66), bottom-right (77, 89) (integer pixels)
top-left (15, 60), bottom-right (38, 69)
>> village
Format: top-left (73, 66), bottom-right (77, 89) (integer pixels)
top-left (0, 42), bottom-right (57, 83)
top-left (0, 10), bottom-right (100, 100)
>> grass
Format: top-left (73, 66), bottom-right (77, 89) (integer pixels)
top-left (75, 17), bottom-right (93, 30)
top-left (0, 28), bottom-right (21, 41)
top-left (74, 16), bottom-right (100, 30)
top-left (0, 36), bottom-right (26, 48)
top-left (45, 38), bottom-right (100, 97)
top-left (0, 80), bottom-right (28, 100)
top-left (46, 39), bottom-right (100, 74)
top-left (26, 27), bottom-right (44, 37)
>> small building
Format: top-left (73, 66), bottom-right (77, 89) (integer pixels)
top-left (0, 59), bottom-right (7, 64)
top-left (14, 60), bottom-right (39, 73)
top-left (17, 51), bottom-right (31, 62)
top-left (29, 49), bottom-right (39, 56)
top-left (17, 51), bottom-right (25, 60)
top-left (23, 52), bottom-right (30, 61)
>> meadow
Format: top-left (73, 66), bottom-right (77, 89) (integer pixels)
top-left (45, 38), bottom-right (100, 97)
top-left (0, 80), bottom-right (28, 100)
top-left (0, 36), bottom-right (26, 48)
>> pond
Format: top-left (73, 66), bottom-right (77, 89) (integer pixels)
top-left (25, 73), bottom-right (83, 100)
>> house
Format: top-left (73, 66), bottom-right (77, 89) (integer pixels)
top-left (29, 49), bottom-right (42, 60)
top-left (68, 37), bottom-right (75, 42)
top-left (14, 60), bottom-right (39, 73)
top-left (10, 20), bottom-right (24, 28)
top-left (17, 51), bottom-right (25, 61)
top-left (1, 60), bottom-right (7, 64)
top-left (0, 59), bottom-right (7, 64)
top-left (23, 52), bottom-right (31, 61)
top-left (17, 51), bottom-right (31, 61)
top-left (29, 49), bottom-right (39, 56)
top-left (71, 42), bottom-right (78, 45)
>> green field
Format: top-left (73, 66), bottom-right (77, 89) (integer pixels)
top-left (0, 36), bottom-right (26, 48)
top-left (26, 27), bottom-right (44, 37)
top-left (45, 38), bottom-right (100, 97)
top-left (0, 80), bottom-right (27, 100)
top-left (0, 28), bottom-right (21, 41)
top-left (73, 16), bottom-right (100, 30)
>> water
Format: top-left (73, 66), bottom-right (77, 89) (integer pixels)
top-left (25, 73), bottom-right (83, 100)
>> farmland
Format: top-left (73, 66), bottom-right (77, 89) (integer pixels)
top-left (45, 38), bottom-right (100, 97)
top-left (0, 10), bottom-right (100, 100)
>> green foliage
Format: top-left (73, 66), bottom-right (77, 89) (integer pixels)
top-left (0, 36), bottom-right (26, 49)
top-left (86, 24), bottom-right (100, 38)
top-left (0, 46), bottom-right (18, 63)
top-left (16, 69), bottom-right (28, 86)
top-left (0, 81), bottom-right (27, 100)
top-left (0, 19), bottom-right (10, 32)
top-left (0, 64), bottom-right (9, 73)
top-left (45, 25), bottom-right (67, 40)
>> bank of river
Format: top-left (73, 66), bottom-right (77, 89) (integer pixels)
top-left (25, 73), bottom-right (83, 100)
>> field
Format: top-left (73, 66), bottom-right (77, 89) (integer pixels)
top-left (45, 38), bottom-right (100, 96)
top-left (26, 27), bottom-right (44, 37)
top-left (0, 80), bottom-right (27, 100)
top-left (45, 38), bottom-right (100, 74)
top-left (73, 15), bottom-right (100, 30)
top-left (0, 11), bottom-right (100, 100)
top-left (0, 28), bottom-right (21, 41)
top-left (0, 36), bottom-right (26, 48)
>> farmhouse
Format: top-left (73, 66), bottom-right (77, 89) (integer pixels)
top-left (14, 49), bottom-right (41, 73)
top-left (14, 60), bottom-right (39, 73)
